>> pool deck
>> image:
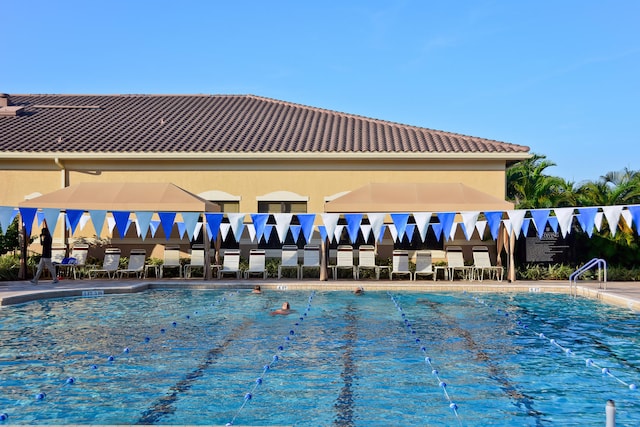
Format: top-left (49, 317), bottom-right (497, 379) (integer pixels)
top-left (1, 277), bottom-right (638, 312)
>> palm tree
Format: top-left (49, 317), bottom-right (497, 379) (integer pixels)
top-left (576, 167), bottom-right (640, 206)
top-left (506, 153), bottom-right (577, 209)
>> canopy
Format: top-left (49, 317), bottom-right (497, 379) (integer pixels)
top-left (324, 182), bottom-right (514, 213)
top-left (19, 182), bottom-right (220, 212)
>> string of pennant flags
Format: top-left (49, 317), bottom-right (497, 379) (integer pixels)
top-left (1, 205), bottom-right (639, 245)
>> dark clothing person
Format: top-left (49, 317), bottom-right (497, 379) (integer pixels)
top-left (31, 227), bottom-right (58, 285)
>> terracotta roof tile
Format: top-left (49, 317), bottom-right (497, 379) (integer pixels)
top-left (0, 94), bottom-right (530, 155)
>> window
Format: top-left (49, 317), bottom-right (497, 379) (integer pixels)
top-left (258, 201), bottom-right (306, 214)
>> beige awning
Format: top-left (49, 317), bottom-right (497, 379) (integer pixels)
top-left (19, 182), bottom-right (220, 212)
top-left (324, 182), bottom-right (514, 213)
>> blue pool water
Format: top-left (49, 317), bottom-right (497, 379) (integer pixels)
top-left (0, 289), bottom-right (639, 426)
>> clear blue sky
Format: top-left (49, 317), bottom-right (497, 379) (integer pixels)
top-left (3, 0), bottom-right (638, 184)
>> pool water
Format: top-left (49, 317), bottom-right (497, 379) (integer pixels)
top-left (1, 289), bottom-right (639, 426)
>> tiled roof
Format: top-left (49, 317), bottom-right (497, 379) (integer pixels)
top-left (0, 94), bottom-right (529, 155)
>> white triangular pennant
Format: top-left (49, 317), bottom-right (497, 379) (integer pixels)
top-left (507, 210), bottom-right (527, 238)
top-left (475, 220), bottom-right (487, 239)
top-left (321, 213), bottom-right (340, 243)
top-left (413, 212), bottom-right (432, 242)
top-left (274, 213), bottom-right (293, 244)
top-left (367, 213), bottom-right (386, 242)
top-left (360, 224), bottom-right (372, 242)
top-left (602, 205), bottom-right (623, 237)
top-left (554, 208), bottom-right (575, 238)
top-left (461, 211), bottom-right (480, 240)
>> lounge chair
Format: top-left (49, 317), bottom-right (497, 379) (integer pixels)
top-left (446, 246), bottom-right (472, 281)
top-left (300, 245), bottom-right (320, 279)
top-left (391, 250), bottom-right (412, 280)
top-left (58, 244), bottom-right (89, 279)
top-left (217, 249), bottom-right (241, 279)
top-left (160, 245), bottom-right (182, 278)
top-left (356, 245), bottom-right (380, 280)
top-left (332, 245), bottom-right (356, 279)
top-left (414, 250), bottom-right (434, 281)
top-left (471, 246), bottom-right (504, 281)
top-left (278, 245), bottom-right (300, 279)
top-left (88, 248), bottom-right (121, 279)
top-left (184, 245), bottom-right (206, 278)
top-left (244, 249), bottom-right (267, 279)
top-left (116, 249), bottom-right (147, 279)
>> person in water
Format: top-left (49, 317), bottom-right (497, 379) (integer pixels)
top-left (354, 287), bottom-right (364, 295)
top-left (252, 285), bottom-right (262, 294)
top-left (270, 301), bottom-right (292, 315)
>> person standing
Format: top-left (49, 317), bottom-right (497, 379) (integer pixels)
top-left (30, 226), bottom-right (58, 285)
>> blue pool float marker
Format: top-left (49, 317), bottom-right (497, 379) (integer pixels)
top-left (35, 392), bottom-right (46, 400)
top-left (65, 377), bottom-right (75, 384)
top-left (0, 413), bottom-right (8, 421)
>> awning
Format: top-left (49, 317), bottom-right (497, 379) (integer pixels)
top-left (324, 182), bottom-right (514, 213)
top-left (19, 182), bottom-right (220, 212)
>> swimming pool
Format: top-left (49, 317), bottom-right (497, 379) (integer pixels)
top-left (0, 289), bottom-right (638, 426)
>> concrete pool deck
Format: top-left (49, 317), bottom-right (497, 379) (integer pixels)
top-left (1, 277), bottom-right (638, 312)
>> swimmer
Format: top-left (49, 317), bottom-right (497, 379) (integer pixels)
top-left (270, 301), bottom-right (292, 315)
top-left (354, 287), bottom-right (364, 295)
top-left (252, 285), bottom-right (262, 294)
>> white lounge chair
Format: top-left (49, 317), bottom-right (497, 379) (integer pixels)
top-left (184, 245), bottom-right (206, 278)
top-left (116, 249), bottom-right (147, 279)
top-left (160, 245), bottom-right (182, 278)
top-left (471, 246), bottom-right (504, 281)
top-left (58, 244), bottom-right (89, 279)
top-left (391, 250), bottom-right (412, 280)
top-left (244, 249), bottom-right (267, 279)
top-left (356, 245), bottom-right (380, 280)
top-left (88, 248), bottom-right (121, 279)
top-left (446, 246), bottom-right (472, 281)
top-left (278, 245), bottom-right (300, 279)
top-left (332, 245), bottom-right (356, 279)
top-left (217, 249), bottom-right (241, 279)
top-left (414, 250), bottom-right (434, 281)
top-left (300, 245), bottom-right (320, 279)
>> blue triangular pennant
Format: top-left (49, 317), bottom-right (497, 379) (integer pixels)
top-left (251, 213), bottom-right (270, 242)
top-left (89, 210), bottom-right (107, 238)
top-left (529, 209), bottom-right (551, 239)
top-left (19, 207), bottom-right (38, 236)
top-left (547, 216), bottom-right (559, 233)
top-left (0, 207), bottom-right (18, 233)
top-left (628, 206), bottom-right (640, 236)
top-left (205, 213), bottom-right (224, 242)
top-left (390, 213), bottom-right (410, 241)
top-left (577, 207), bottom-right (598, 238)
top-left (344, 213), bottom-right (363, 244)
top-left (431, 223), bottom-right (443, 241)
top-left (297, 214), bottom-right (316, 244)
top-left (437, 212), bottom-right (456, 241)
top-left (158, 212), bottom-right (177, 241)
top-left (290, 224), bottom-right (301, 242)
top-left (484, 211), bottom-right (504, 240)
top-left (112, 211), bottom-right (130, 239)
top-left (135, 211), bottom-right (154, 240)
top-left (42, 208), bottom-right (61, 236)
top-left (181, 212), bottom-right (201, 241)
top-left (318, 225), bottom-right (327, 242)
top-left (66, 209), bottom-right (85, 234)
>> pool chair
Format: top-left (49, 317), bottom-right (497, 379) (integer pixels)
top-left (88, 248), bottom-right (122, 279)
top-left (245, 249), bottom-right (267, 279)
top-left (58, 244), bottom-right (89, 279)
top-left (278, 245), bottom-right (300, 279)
top-left (446, 246), bottom-right (472, 281)
top-left (160, 245), bottom-right (182, 278)
top-left (471, 246), bottom-right (504, 281)
top-left (414, 250), bottom-right (435, 281)
top-left (43, 246), bottom-right (67, 279)
top-left (331, 245), bottom-right (356, 280)
top-left (116, 249), bottom-right (147, 279)
top-left (391, 250), bottom-right (412, 280)
top-left (184, 245), bottom-right (206, 278)
top-left (356, 245), bottom-right (380, 280)
top-left (217, 249), bottom-right (241, 279)
top-left (300, 245), bottom-right (320, 279)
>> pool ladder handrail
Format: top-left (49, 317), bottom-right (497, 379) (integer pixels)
top-left (569, 258), bottom-right (607, 297)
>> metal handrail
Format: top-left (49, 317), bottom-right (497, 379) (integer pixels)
top-left (569, 258), bottom-right (607, 297)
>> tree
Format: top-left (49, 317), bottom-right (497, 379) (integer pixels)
top-left (506, 153), bottom-right (576, 209)
top-left (0, 217), bottom-right (21, 255)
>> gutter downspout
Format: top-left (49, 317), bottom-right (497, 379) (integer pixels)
top-left (54, 158), bottom-right (70, 256)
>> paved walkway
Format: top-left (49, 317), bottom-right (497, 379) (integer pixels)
top-left (1, 277), bottom-right (638, 311)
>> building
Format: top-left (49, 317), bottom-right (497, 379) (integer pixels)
top-left (0, 93), bottom-right (530, 263)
